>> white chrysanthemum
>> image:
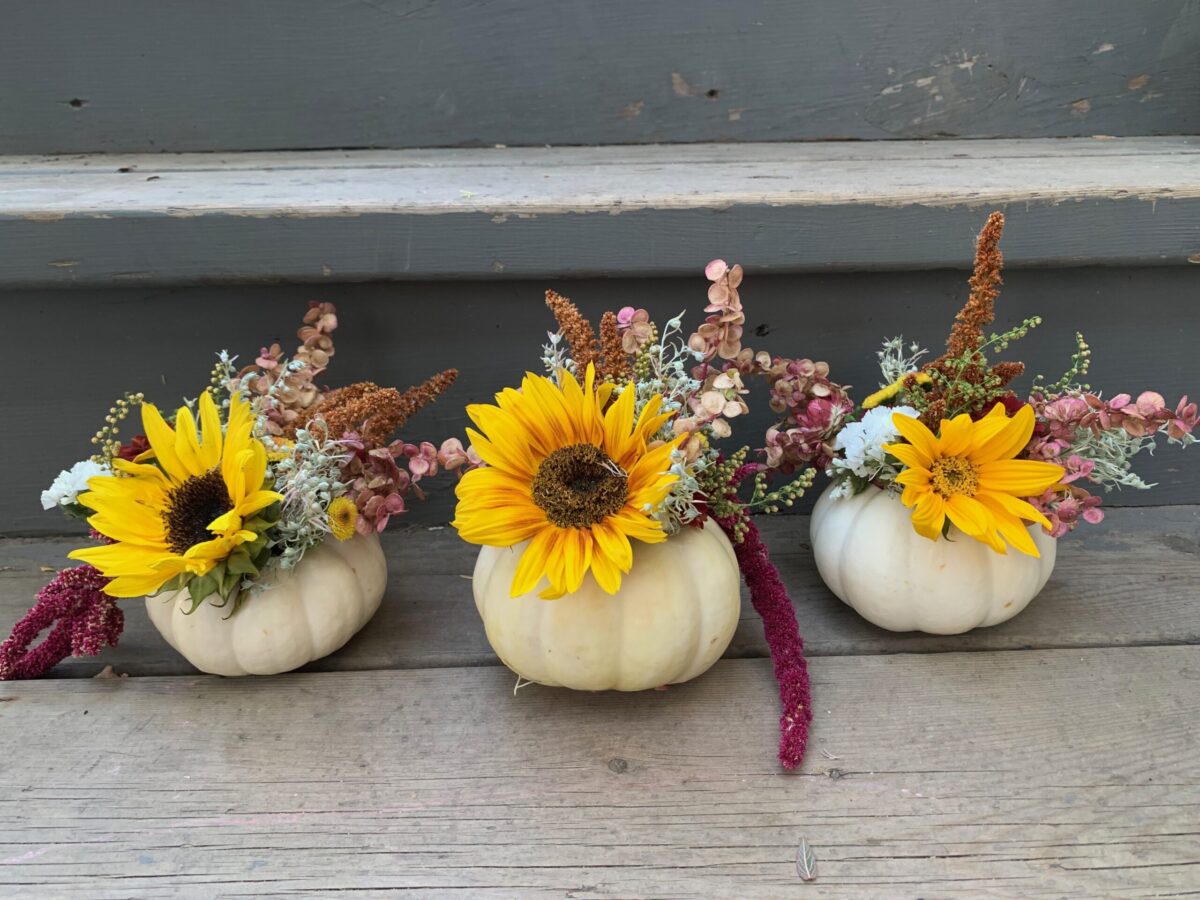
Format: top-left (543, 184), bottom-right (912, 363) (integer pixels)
top-left (41, 459), bottom-right (110, 510)
top-left (833, 405), bottom-right (919, 478)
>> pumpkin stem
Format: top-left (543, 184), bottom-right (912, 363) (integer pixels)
top-left (717, 513), bottom-right (813, 770)
top-left (0, 565), bottom-right (123, 680)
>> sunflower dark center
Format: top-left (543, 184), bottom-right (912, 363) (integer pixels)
top-left (531, 444), bottom-right (628, 528)
top-left (163, 469), bottom-right (232, 554)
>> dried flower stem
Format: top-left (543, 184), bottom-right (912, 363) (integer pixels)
top-left (546, 290), bottom-right (599, 372)
top-left (716, 508), bottom-right (812, 770)
top-left (303, 369), bottom-right (459, 447)
top-left (713, 461), bottom-right (812, 769)
top-left (599, 311), bottom-right (632, 381)
top-left (0, 566), bottom-right (122, 680)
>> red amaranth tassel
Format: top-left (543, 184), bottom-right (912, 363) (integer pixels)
top-left (0, 565), bottom-right (123, 680)
top-left (716, 463), bottom-right (813, 769)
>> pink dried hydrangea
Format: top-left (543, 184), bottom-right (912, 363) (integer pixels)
top-left (1027, 454), bottom-right (1105, 537)
top-left (761, 359), bottom-right (853, 471)
top-left (687, 260), bottom-right (746, 361)
top-left (1033, 390), bottom-right (1198, 443)
top-left (437, 437), bottom-right (483, 474)
top-left (616, 307), bottom-right (654, 354)
top-left (339, 432), bottom-right (442, 534)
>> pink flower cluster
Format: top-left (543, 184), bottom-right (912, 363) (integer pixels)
top-left (436, 437), bottom-right (483, 474)
top-left (1034, 391), bottom-right (1197, 445)
top-left (1023, 389), bottom-right (1198, 537)
top-left (687, 260), bottom-right (745, 361)
top-left (1, 565), bottom-right (122, 681)
top-left (616, 307), bottom-right (654, 353)
top-left (1028, 455), bottom-right (1105, 538)
top-left (674, 369), bottom-right (750, 453)
top-left (761, 359), bottom-right (853, 471)
top-left (340, 434), bottom-right (444, 534)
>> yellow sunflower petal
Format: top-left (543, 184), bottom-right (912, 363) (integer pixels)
top-left (593, 518), bottom-right (634, 573)
top-left (602, 385), bottom-right (638, 466)
top-left (976, 489), bottom-right (1052, 531)
top-left (900, 483), bottom-right (929, 508)
top-left (173, 405), bottom-right (205, 476)
top-left (911, 492), bottom-right (946, 538)
top-left (937, 414), bottom-right (974, 457)
top-left (895, 467), bottom-right (931, 487)
top-left (883, 442), bottom-right (931, 472)
top-left (68, 541), bottom-right (168, 575)
top-left (970, 403), bottom-right (1037, 465)
top-left (509, 528), bottom-right (558, 597)
top-left (890, 412), bottom-right (937, 465)
top-left (977, 459), bottom-right (1065, 497)
top-left (975, 493), bottom-right (1042, 557)
top-left (196, 391), bottom-right (223, 470)
top-left (106, 571), bottom-right (182, 599)
top-left (140, 402), bottom-right (189, 484)
top-left (588, 549), bottom-right (623, 594)
top-left (944, 494), bottom-right (991, 538)
top-left (561, 528), bottom-right (593, 595)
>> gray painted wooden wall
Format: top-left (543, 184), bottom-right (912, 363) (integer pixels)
top-left (8, 265), bottom-right (1197, 535)
top-left (2, 0), bottom-right (1197, 154)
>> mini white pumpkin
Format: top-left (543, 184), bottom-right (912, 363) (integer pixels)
top-left (810, 483), bottom-right (1056, 634)
top-left (472, 519), bottom-right (742, 691)
top-left (145, 533), bottom-right (387, 676)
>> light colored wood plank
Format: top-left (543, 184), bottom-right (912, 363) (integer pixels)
top-left (2, 1), bottom-right (1196, 153)
top-left (3, 507), bottom-right (1198, 678)
top-left (0, 648), bottom-right (1196, 897)
top-left (1, 138), bottom-right (1198, 287)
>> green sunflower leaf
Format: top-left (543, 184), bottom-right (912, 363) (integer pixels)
top-left (226, 549), bottom-right (260, 577)
top-left (185, 572), bottom-right (219, 612)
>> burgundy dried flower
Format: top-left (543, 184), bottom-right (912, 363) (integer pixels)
top-left (115, 434), bottom-right (150, 462)
top-left (1, 565), bottom-right (122, 680)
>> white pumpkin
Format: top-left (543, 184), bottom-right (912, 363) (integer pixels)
top-left (810, 483), bottom-right (1056, 634)
top-left (145, 533), bottom-right (387, 676)
top-left (472, 519), bottom-right (742, 691)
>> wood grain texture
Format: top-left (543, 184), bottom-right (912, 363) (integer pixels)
top-left (0, 649), bottom-right (1196, 897)
top-left (2, 507), bottom-right (1196, 679)
top-left (4, 265), bottom-right (1198, 533)
top-left (1, 0), bottom-right (1197, 153)
top-left (2, 139), bottom-right (1198, 287)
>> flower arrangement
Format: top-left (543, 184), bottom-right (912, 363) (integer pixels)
top-left (821, 211), bottom-right (1195, 548)
top-left (3, 302), bottom-right (456, 678)
top-left (806, 212), bottom-right (1196, 632)
top-left (449, 276), bottom-right (840, 768)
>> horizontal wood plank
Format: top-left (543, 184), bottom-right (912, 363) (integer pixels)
top-left (1, 138), bottom-right (1198, 287)
top-left (0, 648), bottom-right (1196, 896)
top-left (2, 0), bottom-right (1197, 153)
top-left (2, 508), bottom-right (1197, 679)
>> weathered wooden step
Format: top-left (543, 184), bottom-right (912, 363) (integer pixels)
top-left (2, 507), bottom-right (1197, 679)
top-left (4, 0), bottom-right (1197, 152)
top-left (1, 647), bottom-right (1196, 896)
top-left (1, 137), bottom-right (1197, 289)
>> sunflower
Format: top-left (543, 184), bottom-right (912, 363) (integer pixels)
top-left (69, 392), bottom-right (283, 599)
top-left (452, 364), bottom-right (683, 598)
top-left (883, 403), bottom-right (1064, 556)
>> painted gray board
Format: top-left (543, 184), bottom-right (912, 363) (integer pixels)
top-left (1, 0), bottom-right (1197, 154)
top-left (5, 265), bottom-right (1197, 535)
top-left (2, 139), bottom-right (1198, 289)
